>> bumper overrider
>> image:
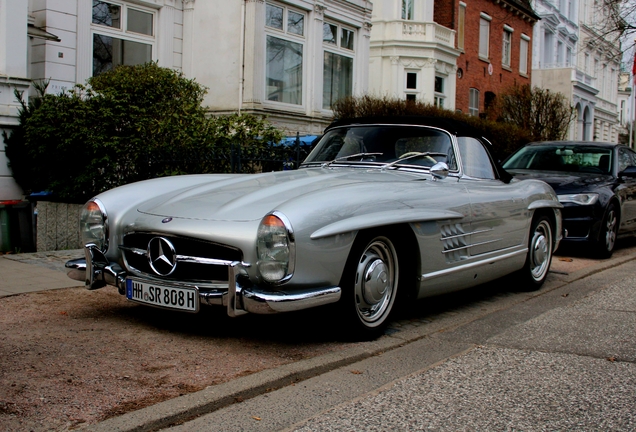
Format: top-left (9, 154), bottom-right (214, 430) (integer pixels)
top-left (65, 244), bottom-right (341, 317)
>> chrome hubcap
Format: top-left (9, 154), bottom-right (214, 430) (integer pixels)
top-left (530, 221), bottom-right (551, 281)
top-left (354, 238), bottom-right (397, 325)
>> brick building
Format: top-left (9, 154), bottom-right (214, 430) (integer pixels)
top-left (434, 0), bottom-right (539, 116)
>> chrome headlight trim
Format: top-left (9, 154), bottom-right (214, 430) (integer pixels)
top-left (80, 198), bottom-right (109, 253)
top-left (557, 193), bottom-right (599, 206)
top-left (256, 211), bottom-right (296, 284)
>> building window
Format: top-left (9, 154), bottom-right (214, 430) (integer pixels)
top-left (434, 76), bottom-right (445, 108)
top-left (265, 3), bottom-right (305, 105)
top-left (479, 14), bottom-right (491, 60)
top-left (520, 35), bottom-right (529, 75)
top-left (402, 0), bottom-right (414, 20)
top-left (323, 22), bottom-right (355, 109)
top-left (406, 94), bottom-right (417, 102)
top-left (92, 0), bottom-right (155, 76)
top-left (406, 72), bottom-right (417, 89)
top-left (566, 47), bottom-right (572, 66)
top-left (469, 88), bottom-right (479, 116)
top-left (458, 3), bottom-right (466, 51)
top-left (543, 31), bottom-right (553, 67)
top-left (502, 26), bottom-right (513, 67)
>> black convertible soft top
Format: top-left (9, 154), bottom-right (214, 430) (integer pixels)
top-left (326, 116), bottom-right (483, 139)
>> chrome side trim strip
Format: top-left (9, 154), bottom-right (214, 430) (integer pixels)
top-left (440, 228), bottom-right (492, 241)
top-left (441, 238), bottom-right (503, 254)
top-left (422, 248), bottom-right (527, 280)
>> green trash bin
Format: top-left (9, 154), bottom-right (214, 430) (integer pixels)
top-left (0, 200), bottom-right (35, 253)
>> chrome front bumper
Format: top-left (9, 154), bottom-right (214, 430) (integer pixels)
top-left (66, 245), bottom-right (341, 317)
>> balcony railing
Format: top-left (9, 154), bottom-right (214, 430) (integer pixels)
top-left (371, 20), bottom-right (455, 48)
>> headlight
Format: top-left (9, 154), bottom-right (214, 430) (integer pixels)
top-left (557, 193), bottom-right (599, 205)
top-left (256, 212), bottom-right (295, 283)
top-left (80, 199), bottom-right (108, 252)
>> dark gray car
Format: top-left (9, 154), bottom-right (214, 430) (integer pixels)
top-left (503, 141), bottom-right (636, 257)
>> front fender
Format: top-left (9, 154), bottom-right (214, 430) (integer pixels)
top-left (310, 209), bottom-right (464, 239)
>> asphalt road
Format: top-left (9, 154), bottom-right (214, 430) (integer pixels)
top-left (85, 240), bottom-right (636, 431)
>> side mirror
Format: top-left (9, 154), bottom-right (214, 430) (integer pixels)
top-left (620, 166), bottom-right (636, 178)
top-left (430, 162), bottom-right (449, 180)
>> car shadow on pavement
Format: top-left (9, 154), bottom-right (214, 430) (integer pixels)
top-left (86, 237), bottom-right (635, 344)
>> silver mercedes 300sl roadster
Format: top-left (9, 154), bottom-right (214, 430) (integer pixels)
top-left (66, 117), bottom-right (562, 339)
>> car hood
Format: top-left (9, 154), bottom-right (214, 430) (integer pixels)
top-left (506, 169), bottom-right (613, 193)
top-left (136, 167), bottom-right (424, 221)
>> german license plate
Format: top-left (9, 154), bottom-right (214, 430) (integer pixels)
top-left (126, 278), bottom-right (199, 312)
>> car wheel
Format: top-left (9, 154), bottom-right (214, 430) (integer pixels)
top-left (338, 233), bottom-right (400, 339)
top-left (596, 203), bottom-right (618, 259)
top-left (518, 214), bottom-right (553, 291)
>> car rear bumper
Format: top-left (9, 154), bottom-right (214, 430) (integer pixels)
top-left (66, 245), bottom-right (341, 317)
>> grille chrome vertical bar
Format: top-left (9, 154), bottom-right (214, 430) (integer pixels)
top-left (227, 262), bottom-right (247, 317)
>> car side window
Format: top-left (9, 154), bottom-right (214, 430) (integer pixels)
top-left (619, 147), bottom-right (636, 173)
top-left (456, 137), bottom-right (496, 180)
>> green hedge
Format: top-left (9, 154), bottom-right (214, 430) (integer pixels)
top-left (3, 63), bottom-right (283, 203)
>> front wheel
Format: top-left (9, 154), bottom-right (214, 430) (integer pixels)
top-left (518, 215), bottom-right (554, 291)
top-left (595, 203), bottom-right (618, 259)
top-left (337, 233), bottom-right (400, 340)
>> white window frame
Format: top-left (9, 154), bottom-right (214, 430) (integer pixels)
top-left (404, 70), bottom-right (419, 101)
top-left (91, 0), bottom-right (156, 77)
top-left (322, 20), bottom-right (356, 110)
top-left (469, 88), bottom-right (480, 116)
top-left (519, 34), bottom-right (530, 75)
top-left (479, 14), bottom-right (491, 60)
top-left (402, 0), bottom-right (414, 20)
top-left (434, 75), bottom-right (446, 108)
top-left (502, 25), bottom-right (513, 68)
top-left (264, 2), bottom-right (307, 108)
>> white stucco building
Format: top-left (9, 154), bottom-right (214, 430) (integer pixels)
top-left (0, 0), bottom-right (373, 200)
top-left (531, 0), bottom-right (622, 142)
top-left (367, 0), bottom-right (459, 109)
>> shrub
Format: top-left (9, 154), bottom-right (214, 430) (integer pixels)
top-left (3, 63), bottom-right (283, 202)
top-left (495, 84), bottom-right (576, 141)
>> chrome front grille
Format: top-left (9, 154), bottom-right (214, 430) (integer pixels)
top-left (121, 233), bottom-right (242, 283)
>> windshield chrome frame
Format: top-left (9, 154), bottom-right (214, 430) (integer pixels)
top-left (300, 123), bottom-right (463, 177)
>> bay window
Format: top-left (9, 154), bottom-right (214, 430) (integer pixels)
top-left (323, 22), bottom-right (355, 110)
top-left (92, 0), bottom-right (154, 76)
top-left (265, 3), bottom-right (305, 105)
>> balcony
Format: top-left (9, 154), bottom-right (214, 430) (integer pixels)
top-left (370, 20), bottom-right (455, 49)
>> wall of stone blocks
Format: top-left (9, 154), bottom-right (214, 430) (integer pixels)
top-left (36, 202), bottom-right (83, 252)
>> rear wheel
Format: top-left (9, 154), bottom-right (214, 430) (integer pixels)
top-left (595, 203), bottom-right (618, 259)
top-left (337, 233), bottom-right (401, 340)
top-left (518, 214), bottom-right (554, 291)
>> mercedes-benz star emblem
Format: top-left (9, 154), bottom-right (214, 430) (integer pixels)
top-left (147, 237), bottom-right (177, 276)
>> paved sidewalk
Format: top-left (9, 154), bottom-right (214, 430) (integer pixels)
top-left (1, 245), bottom-right (635, 431)
top-left (0, 249), bottom-right (84, 297)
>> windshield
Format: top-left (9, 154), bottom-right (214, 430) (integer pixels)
top-left (302, 125), bottom-right (456, 170)
top-left (503, 145), bottom-right (613, 175)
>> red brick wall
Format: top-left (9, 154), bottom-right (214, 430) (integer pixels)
top-left (436, 0), bottom-right (535, 115)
